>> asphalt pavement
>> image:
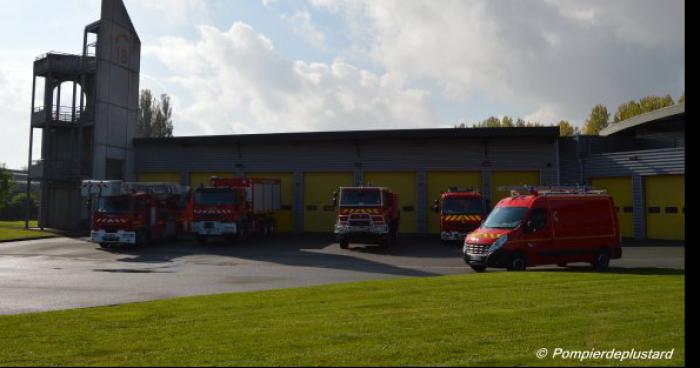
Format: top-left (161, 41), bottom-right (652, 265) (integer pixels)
top-left (0, 235), bottom-right (684, 315)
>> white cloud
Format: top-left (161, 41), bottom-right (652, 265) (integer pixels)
top-left (145, 22), bottom-right (437, 136)
top-left (281, 9), bottom-right (326, 50)
top-left (130, 0), bottom-right (207, 24)
top-left (311, 0), bottom-right (685, 125)
top-left (0, 50), bottom-right (35, 169)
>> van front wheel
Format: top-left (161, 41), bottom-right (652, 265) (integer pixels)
top-left (506, 254), bottom-right (527, 271)
top-left (592, 250), bottom-right (610, 271)
top-left (470, 264), bottom-right (487, 272)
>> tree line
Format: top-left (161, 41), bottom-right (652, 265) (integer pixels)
top-left (137, 89), bottom-right (174, 138)
top-left (456, 92), bottom-right (684, 136)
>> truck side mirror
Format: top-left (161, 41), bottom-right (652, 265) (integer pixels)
top-left (331, 191), bottom-right (338, 207)
top-left (431, 200), bottom-right (439, 213)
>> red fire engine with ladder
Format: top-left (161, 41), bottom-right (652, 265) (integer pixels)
top-left (81, 180), bottom-right (190, 247)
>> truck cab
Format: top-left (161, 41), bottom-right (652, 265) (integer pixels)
top-left (191, 185), bottom-right (244, 241)
top-left (333, 186), bottom-right (400, 249)
top-left (462, 186), bottom-right (622, 272)
top-left (191, 177), bottom-right (281, 243)
top-left (432, 188), bottom-right (484, 244)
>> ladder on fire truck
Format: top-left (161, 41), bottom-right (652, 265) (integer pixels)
top-left (81, 180), bottom-right (187, 197)
top-left (498, 185), bottom-right (607, 196)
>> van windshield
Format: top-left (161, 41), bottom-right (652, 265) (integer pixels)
top-left (483, 206), bottom-right (528, 229)
top-left (340, 189), bottom-right (382, 207)
top-left (195, 188), bottom-right (239, 206)
top-left (443, 197), bottom-right (482, 215)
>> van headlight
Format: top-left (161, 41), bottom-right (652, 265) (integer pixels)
top-left (488, 235), bottom-right (508, 253)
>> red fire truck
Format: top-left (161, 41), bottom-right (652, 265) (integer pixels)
top-left (462, 186), bottom-right (622, 272)
top-left (81, 180), bottom-right (190, 247)
top-left (191, 177), bottom-right (281, 243)
top-left (332, 186), bottom-right (400, 249)
top-left (431, 187), bottom-right (485, 244)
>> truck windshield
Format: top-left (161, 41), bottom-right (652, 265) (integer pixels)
top-left (96, 196), bottom-right (132, 213)
top-left (443, 197), bottom-right (482, 215)
top-left (195, 189), bottom-right (239, 206)
top-left (340, 189), bottom-right (381, 207)
top-left (483, 206), bottom-right (528, 229)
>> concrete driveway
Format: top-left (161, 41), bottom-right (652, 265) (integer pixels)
top-left (0, 235), bottom-right (684, 315)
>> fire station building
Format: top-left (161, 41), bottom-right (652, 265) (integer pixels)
top-left (133, 127), bottom-right (561, 235)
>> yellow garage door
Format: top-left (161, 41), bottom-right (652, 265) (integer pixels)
top-left (490, 171), bottom-right (540, 207)
top-left (137, 172), bottom-right (181, 183)
top-left (591, 177), bottom-right (634, 238)
top-left (190, 172), bottom-right (234, 189)
top-left (646, 175), bottom-right (685, 240)
top-left (303, 172), bottom-right (355, 232)
top-left (426, 171), bottom-right (482, 234)
top-left (247, 172), bottom-right (295, 232)
top-left (364, 172), bottom-right (417, 233)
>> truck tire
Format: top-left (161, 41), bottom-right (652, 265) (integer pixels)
top-left (506, 253), bottom-right (527, 271)
top-left (237, 222), bottom-right (249, 242)
top-left (339, 238), bottom-right (349, 249)
top-left (470, 264), bottom-right (487, 272)
top-left (378, 237), bottom-right (389, 249)
top-left (592, 249), bottom-right (610, 271)
top-left (98, 242), bottom-right (110, 249)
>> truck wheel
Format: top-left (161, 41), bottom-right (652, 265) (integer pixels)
top-left (506, 253), bottom-right (527, 271)
top-left (238, 224), bottom-right (249, 242)
top-left (98, 242), bottom-right (110, 249)
top-left (197, 235), bottom-right (207, 245)
top-left (339, 238), bottom-right (349, 249)
top-left (378, 237), bottom-right (389, 249)
top-left (137, 231), bottom-right (150, 246)
top-left (592, 249), bottom-right (610, 271)
top-left (470, 264), bottom-right (487, 272)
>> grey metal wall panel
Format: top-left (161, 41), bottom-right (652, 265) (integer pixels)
top-left (632, 175), bottom-right (645, 240)
top-left (558, 138), bottom-right (582, 185)
top-left (136, 137), bottom-right (558, 183)
top-left (584, 147), bottom-right (685, 178)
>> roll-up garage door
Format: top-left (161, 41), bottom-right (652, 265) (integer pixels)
top-left (591, 177), bottom-right (634, 238)
top-left (364, 172), bottom-right (418, 233)
top-left (190, 172), bottom-right (234, 189)
top-left (426, 171), bottom-right (482, 234)
top-left (247, 172), bottom-right (295, 232)
top-left (303, 172), bottom-right (354, 232)
top-left (137, 172), bottom-right (181, 184)
top-left (646, 175), bottom-right (684, 240)
top-left (490, 171), bottom-right (540, 208)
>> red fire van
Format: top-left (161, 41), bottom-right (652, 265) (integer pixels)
top-left (462, 186), bottom-right (622, 272)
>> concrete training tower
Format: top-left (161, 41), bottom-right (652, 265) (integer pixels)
top-left (27, 0), bottom-right (141, 230)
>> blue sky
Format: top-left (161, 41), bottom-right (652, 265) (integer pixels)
top-left (0, 0), bottom-right (685, 169)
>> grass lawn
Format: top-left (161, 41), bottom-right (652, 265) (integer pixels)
top-left (0, 269), bottom-right (684, 366)
top-left (0, 220), bottom-right (54, 242)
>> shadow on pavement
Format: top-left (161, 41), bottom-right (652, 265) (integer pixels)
top-left (96, 233), bottom-right (451, 278)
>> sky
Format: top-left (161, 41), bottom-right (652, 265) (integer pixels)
top-left (0, 0), bottom-right (685, 169)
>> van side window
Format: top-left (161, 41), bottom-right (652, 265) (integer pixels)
top-left (527, 208), bottom-right (548, 233)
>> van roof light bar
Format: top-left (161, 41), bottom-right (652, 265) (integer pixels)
top-left (498, 185), bottom-right (607, 196)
